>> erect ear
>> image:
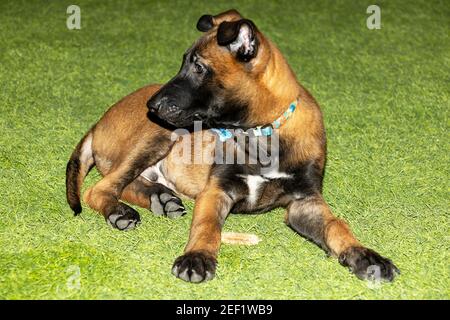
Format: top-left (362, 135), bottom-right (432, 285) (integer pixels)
top-left (196, 9), bottom-right (242, 32)
top-left (217, 19), bottom-right (258, 62)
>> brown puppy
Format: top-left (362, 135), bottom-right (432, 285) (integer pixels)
top-left (66, 10), bottom-right (399, 283)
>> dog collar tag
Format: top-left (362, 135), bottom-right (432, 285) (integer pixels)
top-left (260, 125), bottom-right (273, 136)
top-left (211, 128), bottom-right (234, 142)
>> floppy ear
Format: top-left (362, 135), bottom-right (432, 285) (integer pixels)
top-left (197, 15), bottom-right (214, 32)
top-left (217, 19), bottom-right (258, 62)
top-left (196, 9), bottom-right (242, 32)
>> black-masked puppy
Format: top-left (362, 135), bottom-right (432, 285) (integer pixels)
top-left (66, 9), bottom-right (399, 283)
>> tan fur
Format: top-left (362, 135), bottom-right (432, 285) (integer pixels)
top-left (211, 9), bottom-right (242, 25)
top-left (92, 85), bottom-right (169, 176)
top-left (184, 177), bottom-right (233, 257)
top-left (162, 131), bottom-right (216, 199)
top-left (79, 84), bottom-right (175, 218)
top-left (324, 215), bottom-right (361, 256)
top-left (120, 178), bottom-right (153, 209)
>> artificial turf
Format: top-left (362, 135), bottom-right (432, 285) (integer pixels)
top-left (0, 0), bottom-right (448, 300)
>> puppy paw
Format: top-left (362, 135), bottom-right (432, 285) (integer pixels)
top-left (339, 246), bottom-right (400, 282)
top-left (106, 203), bottom-right (141, 231)
top-left (171, 251), bottom-right (216, 283)
top-left (150, 192), bottom-right (186, 218)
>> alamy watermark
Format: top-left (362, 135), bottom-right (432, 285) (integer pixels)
top-left (67, 5), bottom-right (81, 30)
top-left (65, 5), bottom-right (382, 32)
top-left (66, 265), bottom-right (81, 291)
top-left (367, 5), bottom-right (381, 30)
top-left (366, 265), bottom-right (382, 289)
top-left (170, 121), bottom-right (281, 173)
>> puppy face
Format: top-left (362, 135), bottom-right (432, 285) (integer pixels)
top-left (147, 11), bottom-right (264, 129)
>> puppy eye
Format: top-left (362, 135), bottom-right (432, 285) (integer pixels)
top-left (194, 62), bottom-right (204, 74)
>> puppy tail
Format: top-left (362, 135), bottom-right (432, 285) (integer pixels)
top-left (66, 131), bottom-right (95, 215)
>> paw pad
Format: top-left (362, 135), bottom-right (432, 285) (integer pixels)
top-left (107, 203), bottom-right (141, 231)
top-left (150, 192), bottom-right (186, 218)
top-left (172, 252), bottom-right (216, 283)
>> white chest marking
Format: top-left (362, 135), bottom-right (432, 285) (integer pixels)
top-left (261, 169), bottom-right (294, 179)
top-left (239, 175), bottom-right (268, 207)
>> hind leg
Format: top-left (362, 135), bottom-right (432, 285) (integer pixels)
top-left (83, 138), bottom-right (174, 230)
top-left (121, 177), bottom-right (186, 219)
top-left (286, 195), bottom-right (400, 281)
top-left (83, 167), bottom-right (143, 231)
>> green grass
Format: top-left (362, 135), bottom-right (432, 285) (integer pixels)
top-left (0, 0), bottom-right (448, 299)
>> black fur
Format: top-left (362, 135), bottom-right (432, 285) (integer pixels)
top-left (172, 251), bottom-right (216, 283)
top-left (147, 48), bottom-right (251, 129)
top-left (147, 50), bottom-right (214, 127)
top-left (282, 161), bottom-right (324, 196)
top-left (287, 198), bottom-right (327, 250)
top-left (65, 157), bottom-right (82, 215)
top-left (339, 246), bottom-right (400, 281)
top-left (65, 133), bottom-right (94, 215)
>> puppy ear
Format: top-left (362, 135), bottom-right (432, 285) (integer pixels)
top-left (197, 15), bottom-right (214, 32)
top-left (217, 19), bottom-right (258, 62)
top-left (196, 9), bottom-right (243, 32)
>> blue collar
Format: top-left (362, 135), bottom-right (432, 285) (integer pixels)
top-left (211, 98), bottom-right (298, 142)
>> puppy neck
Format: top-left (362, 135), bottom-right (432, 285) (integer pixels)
top-left (249, 38), bottom-right (302, 126)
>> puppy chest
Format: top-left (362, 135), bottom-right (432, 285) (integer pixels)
top-left (236, 173), bottom-right (289, 211)
top-left (241, 175), bottom-right (268, 207)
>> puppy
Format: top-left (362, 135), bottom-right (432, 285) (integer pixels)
top-left (66, 10), bottom-right (399, 283)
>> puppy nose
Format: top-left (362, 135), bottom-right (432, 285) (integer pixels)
top-left (147, 99), bottom-right (162, 113)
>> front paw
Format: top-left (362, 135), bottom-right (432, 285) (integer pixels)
top-left (339, 246), bottom-right (400, 282)
top-left (171, 251), bottom-right (216, 283)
